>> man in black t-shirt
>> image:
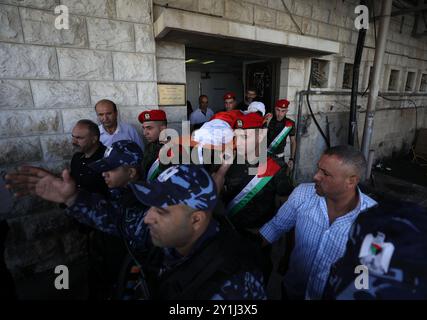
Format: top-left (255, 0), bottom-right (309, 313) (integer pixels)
top-left (70, 119), bottom-right (126, 299)
top-left (236, 88), bottom-right (259, 111)
top-left (70, 119), bottom-right (109, 196)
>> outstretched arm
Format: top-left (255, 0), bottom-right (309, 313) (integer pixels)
top-left (6, 166), bottom-right (150, 248)
top-left (5, 166), bottom-right (119, 233)
top-left (5, 166), bottom-right (78, 205)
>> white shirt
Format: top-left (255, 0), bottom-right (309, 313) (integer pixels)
top-left (190, 108), bottom-right (214, 125)
top-left (99, 122), bottom-right (145, 151)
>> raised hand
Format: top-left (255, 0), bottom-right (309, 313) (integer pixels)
top-left (5, 166), bottom-right (78, 205)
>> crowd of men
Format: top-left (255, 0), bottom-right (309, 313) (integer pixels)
top-left (2, 89), bottom-right (426, 300)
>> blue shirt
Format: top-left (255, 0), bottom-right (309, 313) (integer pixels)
top-left (260, 183), bottom-right (377, 299)
top-left (189, 108), bottom-right (214, 125)
top-left (99, 122), bottom-right (144, 151)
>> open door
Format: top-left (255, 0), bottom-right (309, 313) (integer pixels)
top-left (244, 60), bottom-right (280, 113)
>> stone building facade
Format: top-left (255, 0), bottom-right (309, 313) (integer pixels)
top-left (0, 0), bottom-right (426, 281)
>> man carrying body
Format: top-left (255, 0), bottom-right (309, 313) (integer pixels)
top-left (138, 110), bottom-right (168, 181)
top-left (95, 99), bottom-right (144, 151)
top-left (266, 99), bottom-right (296, 169)
top-left (223, 92), bottom-right (238, 112)
top-left (212, 112), bottom-right (293, 232)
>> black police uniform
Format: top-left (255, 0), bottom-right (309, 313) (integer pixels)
top-left (66, 191), bottom-right (267, 300)
top-left (140, 222), bottom-right (266, 300)
top-left (323, 200), bottom-right (427, 300)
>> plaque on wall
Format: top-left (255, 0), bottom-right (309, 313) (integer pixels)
top-left (157, 84), bottom-right (186, 106)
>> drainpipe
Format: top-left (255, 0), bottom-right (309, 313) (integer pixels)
top-left (293, 90), bottom-right (305, 181)
top-left (361, 0), bottom-right (393, 163)
top-left (348, 0), bottom-right (367, 146)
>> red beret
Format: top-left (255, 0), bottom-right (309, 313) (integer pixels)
top-left (275, 99), bottom-right (290, 109)
top-left (138, 110), bottom-right (167, 123)
top-left (223, 92), bottom-right (236, 100)
top-left (235, 112), bottom-right (264, 129)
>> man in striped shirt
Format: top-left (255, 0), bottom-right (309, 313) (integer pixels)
top-left (259, 145), bottom-right (377, 299)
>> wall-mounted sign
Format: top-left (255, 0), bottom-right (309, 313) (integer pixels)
top-left (158, 83), bottom-right (186, 106)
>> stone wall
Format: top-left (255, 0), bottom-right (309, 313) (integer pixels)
top-left (1, 0), bottom-right (427, 282)
top-left (0, 0), bottom-right (187, 279)
top-left (153, 0), bottom-right (427, 182)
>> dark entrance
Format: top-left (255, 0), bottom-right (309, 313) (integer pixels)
top-left (245, 60), bottom-right (279, 113)
top-left (186, 47), bottom-right (279, 114)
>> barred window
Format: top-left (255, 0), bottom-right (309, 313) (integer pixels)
top-left (405, 72), bottom-right (415, 92)
top-left (342, 63), bottom-right (354, 89)
top-left (310, 59), bottom-right (329, 88)
top-left (387, 69), bottom-right (400, 91)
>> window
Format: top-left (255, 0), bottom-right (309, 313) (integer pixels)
top-left (342, 63), bottom-right (354, 89)
top-left (387, 69), bottom-right (400, 91)
top-left (364, 65), bottom-right (373, 91)
top-left (420, 73), bottom-right (427, 92)
top-left (310, 59), bottom-right (329, 88)
top-left (405, 71), bottom-right (415, 92)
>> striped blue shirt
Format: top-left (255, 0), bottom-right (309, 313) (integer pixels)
top-left (260, 183), bottom-right (377, 299)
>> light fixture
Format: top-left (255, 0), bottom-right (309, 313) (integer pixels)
top-left (185, 59), bottom-right (198, 63)
top-left (201, 60), bottom-right (215, 65)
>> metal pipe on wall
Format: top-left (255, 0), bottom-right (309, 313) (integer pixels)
top-left (366, 149), bottom-right (375, 181)
top-left (348, 0), bottom-right (367, 146)
top-left (293, 89), bottom-right (426, 181)
top-left (361, 0), bottom-right (393, 161)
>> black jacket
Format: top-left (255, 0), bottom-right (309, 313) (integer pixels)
top-left (70, 144), bottom-right (109, 196)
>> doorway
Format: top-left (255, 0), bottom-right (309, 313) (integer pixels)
top-left (185, 48), bottom-right (279, 114)
top-left (244, 61), bottom-right (278, 113)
